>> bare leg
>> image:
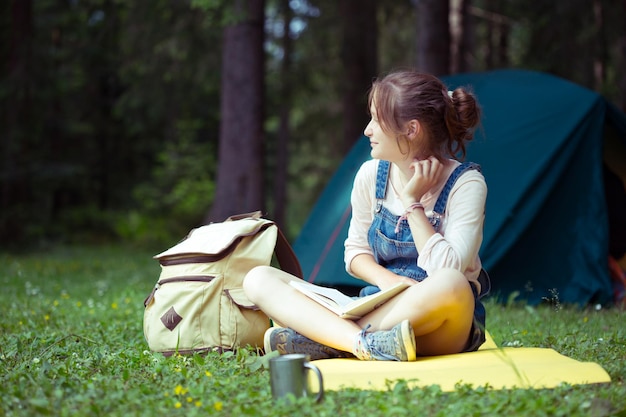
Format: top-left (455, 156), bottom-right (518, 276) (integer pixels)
top-left (357, 268), bottom-right (475, 356)
top-left (244, 266), bottom-right (475, 356)
top-left (243, 266), bottom-right (362, 352)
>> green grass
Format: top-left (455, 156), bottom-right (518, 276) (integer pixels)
top-left (1, 246), bottom-right (625, 417)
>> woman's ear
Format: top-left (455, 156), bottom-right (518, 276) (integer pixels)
top-left (406, 120), bottom-right (420, 140)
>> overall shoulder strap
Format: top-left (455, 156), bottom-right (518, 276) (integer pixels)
top-left (375, 160), bottom-right (391, 199)
top-left (429, 162), bottom-right (481, 232)
top-left (375, 160), bottom-right (391, 213)
top-left (433, 162), bottom-right (481, 215)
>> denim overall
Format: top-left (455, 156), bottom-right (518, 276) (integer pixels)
top-left (361, 160), bottom-right (489, 352)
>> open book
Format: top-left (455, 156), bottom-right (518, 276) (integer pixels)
top-left (289, 280), bottom-right (410, 320)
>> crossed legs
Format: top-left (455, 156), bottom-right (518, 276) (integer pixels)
top-left (242, 266), bottom-right (475, 356)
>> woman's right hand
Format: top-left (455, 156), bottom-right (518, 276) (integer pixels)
top-left (375, 272), bottom-right (418, 291)
top-left (351, 254), bottom-right (417, 291)
top-left (401, 156), bottom-right (444, 205)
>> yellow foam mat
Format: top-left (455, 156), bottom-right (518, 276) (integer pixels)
top-left (312, 333), bottom-right (611, 391)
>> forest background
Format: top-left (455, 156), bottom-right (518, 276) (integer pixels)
top-left (2, 0), bottom-right (625, 249)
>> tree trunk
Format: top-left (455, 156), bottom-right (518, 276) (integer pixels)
top-left (620, 0), bottom-right (626, 110)
top-left (339, 0), bottom-right (377, 154)
top-left (415, 0), bottom-right (450, 76)
top-left (1, 0), bottom-right (32, 238)
top-left (458, 0), bottom-right (475, 73)
top-left (208, 0), bottom-right (265, 222)
top-left (272, 0), bottom-right (292, 228)
top-left (484, 0), bottom-right (496, 69)
top-left (592, 0), bottom-right (607, 92)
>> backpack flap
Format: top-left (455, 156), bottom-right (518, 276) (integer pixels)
top-left (154, 216), bottom-right (275, 261)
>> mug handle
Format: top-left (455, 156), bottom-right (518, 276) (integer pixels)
top-left (304, 362), bottom-right (324, 402)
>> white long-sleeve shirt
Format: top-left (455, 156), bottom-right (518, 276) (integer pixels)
top-left (344, 159), bottom-right (487, 293)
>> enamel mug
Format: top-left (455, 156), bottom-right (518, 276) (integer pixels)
top-left (269, 354), bottom-right (324, 402)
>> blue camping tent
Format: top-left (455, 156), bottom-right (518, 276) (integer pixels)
top-left (292, 69), bottom-right (626, 305)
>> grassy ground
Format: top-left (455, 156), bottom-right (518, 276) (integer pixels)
top-left (0, 246), bottom-right (624, 417)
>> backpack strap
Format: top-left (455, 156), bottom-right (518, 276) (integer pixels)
top-left (274, 226), bottom-right (303, 279)
top-left (225, 211), bottom-right (263, 221)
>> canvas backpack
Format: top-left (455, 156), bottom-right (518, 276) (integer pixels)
top-left (143, 211), bottom-right (302, 355)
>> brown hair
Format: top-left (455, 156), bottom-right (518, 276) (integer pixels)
top-left (368, 71), bottom-right (481, 160)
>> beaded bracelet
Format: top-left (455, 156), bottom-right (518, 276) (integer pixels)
top-left (395, 202), bottom-right (424, 233)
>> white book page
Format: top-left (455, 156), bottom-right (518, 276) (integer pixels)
top-left (289, 280), bottom-right (354, 308)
